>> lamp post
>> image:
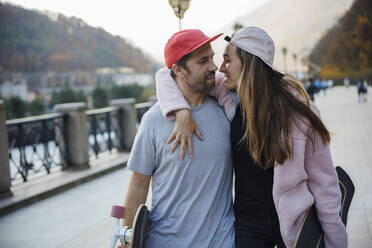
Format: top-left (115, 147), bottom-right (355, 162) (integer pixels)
top-left (282, 47), bottom-right (288, 73)
top-left (293, 53), bottom-right (297, 75)
top-left (169, 0), bottom-right (191, 30)
top-left (233, 23), bottom-right (243, 33)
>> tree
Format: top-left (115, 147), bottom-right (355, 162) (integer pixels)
top-left (28, 97), bottom-right (45, 116)
top-left (110, 84), bottom-right (144, 102)
top-left (0, 3), bottom-right (153, 73)
top-left (110, 85), bottom-right (127, 100)
top-left (308, 0), bottom-right (372, 79)
top-left (139, 88), bottom-right (156, 102)
top-left (5, 96), bottom-right (27, 119)
top-left (125, 84), bottom-right (144, 101)
top-left (92, 86), bottom-right (108, 108)
top-left (50, 85), bottom-right (87, 107)
top-left (74, 90), bottom-right (87, 103)
top-left (56, 86), bottom-right (76, 104)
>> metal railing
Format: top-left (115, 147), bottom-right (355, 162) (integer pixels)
top-left (5, 100), bottom-right (155, 184)
top-left (6, 113), bottom-right (69, 183)
top-left (135, 102), bottom-right (154, 123)
top-left (86, 101), bottom-right (155, 159)
top-left (86, 107), bottom-right (122, 159)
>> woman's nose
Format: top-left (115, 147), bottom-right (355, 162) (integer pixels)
top-left (220, 63), bottom-right (226, 73)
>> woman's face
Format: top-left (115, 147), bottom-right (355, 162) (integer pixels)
top-left (219, 44), bottom-right (243, 90)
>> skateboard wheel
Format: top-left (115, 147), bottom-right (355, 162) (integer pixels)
top-left (111, 205), bottom-right (125, 218)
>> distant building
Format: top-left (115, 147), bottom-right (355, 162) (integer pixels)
top-left (0, 78), bottom-right (28, 101)
top-left (95, 66), bottom-right (154, 87)
top-left (113, 73), bottom-right (154, 87)
top-left (0, 67), bottom-right (154, 106)
top-left (26, 90), bottom-right (37, 102)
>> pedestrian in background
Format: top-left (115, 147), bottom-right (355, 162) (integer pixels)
top-left (306, 78), bottom-right (317, 102)
top-left (357, 80), bottom-right (368, 102)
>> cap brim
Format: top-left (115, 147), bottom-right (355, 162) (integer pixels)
top-left (184, 33), bottom-right (224, 57)
top-left (268, 64), bottom-right (284, 76)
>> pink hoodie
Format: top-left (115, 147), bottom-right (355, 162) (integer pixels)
top-left (155, 67), bottom-right (347, 248)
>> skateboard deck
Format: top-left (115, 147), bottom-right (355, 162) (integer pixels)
top-left (110, 204), bottom-right (150, 248)
top-left (294, 166), bottom-right (355, 247)
top-left (130, 204), bottom-right (150, 248)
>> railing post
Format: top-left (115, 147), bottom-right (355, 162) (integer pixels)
top-left (54, 103), bottom-right (89, 170)
top-left (110, 98), bottom-right (136, 151)
top-left (0, 100), bottom-right (12, 198)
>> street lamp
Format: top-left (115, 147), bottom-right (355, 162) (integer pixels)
top-left (233, 23), bottom-right (243, 33)
top-left (169, 0), bottom-right (191, 30)
top-left (282, 47), bottom-right (288, 73)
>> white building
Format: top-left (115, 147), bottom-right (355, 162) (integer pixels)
top-left (113, 73), bottom-right (153, 87)
top-left (0, 78), bottom-right (28, 101)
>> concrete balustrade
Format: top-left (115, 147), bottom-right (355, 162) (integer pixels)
top-left (54, 103), bottom-right (90, 170)
top-left (0, 101), bottom-right (12, 199)
top-left (0, 98), bottom-right (140, 199)
top-left (110, 98), bottom-right (137, 151)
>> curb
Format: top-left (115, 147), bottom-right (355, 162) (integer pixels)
top-left (0, 153), bottom-right (129, 216)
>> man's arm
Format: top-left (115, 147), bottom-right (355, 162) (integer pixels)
top-left (123, 172), bottom-right (151, 227)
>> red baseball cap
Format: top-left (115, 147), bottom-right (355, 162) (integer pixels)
top-left (164, 29), bottom-right (223, 69)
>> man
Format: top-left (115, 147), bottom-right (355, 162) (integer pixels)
top-left (122, 29), bottom-right (235, 247)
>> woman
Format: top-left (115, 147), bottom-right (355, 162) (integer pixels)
top-left (155, 26), bottom-right (347, 247)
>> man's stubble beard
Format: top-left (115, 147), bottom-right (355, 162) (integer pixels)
top-left (187, 72), bottom-right (216, 94)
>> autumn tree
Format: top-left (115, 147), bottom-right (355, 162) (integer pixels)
top-left (309, 0), bottom-right (372, 79)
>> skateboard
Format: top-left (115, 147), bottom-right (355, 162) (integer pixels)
top-left (294, 166), bottom-right (355, 248)
top-left (110, 204), bottom-right (150, 248)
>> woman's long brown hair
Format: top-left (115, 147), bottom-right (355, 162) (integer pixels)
top-left (236, 47), bottom-right (330, 169)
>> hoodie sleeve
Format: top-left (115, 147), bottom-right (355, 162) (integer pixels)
top-left (155, 67), bottom-right (190, 120)
top-left (210, 72), bottom-right (237, 121)
top-left (304, 104), bottom-right (347, 248)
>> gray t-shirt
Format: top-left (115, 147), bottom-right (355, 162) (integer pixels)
top-left (128, 97), bottom-right (235, 248)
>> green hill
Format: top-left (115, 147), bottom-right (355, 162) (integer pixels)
top-left (0, 3), bottom-right (154, 73)
top-left (309, 0), bottom-right (372, 80)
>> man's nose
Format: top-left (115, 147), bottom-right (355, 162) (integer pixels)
top-left (209, 61), bottom-right (218, 72)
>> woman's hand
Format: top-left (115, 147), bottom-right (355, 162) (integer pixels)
top-left (167, 109), bottom-right (204, 160)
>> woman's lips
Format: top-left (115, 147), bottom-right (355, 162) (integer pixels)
top-left (224, 76), bottom-right (230, 83)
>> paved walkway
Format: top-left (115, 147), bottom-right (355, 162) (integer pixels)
top-left (0, 86), bottom-right (371, 247)
top-left (315, 86), bottom-right (372, 247)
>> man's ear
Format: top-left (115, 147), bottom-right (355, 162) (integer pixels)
top-left (171, 64), bottom-right (186, 78)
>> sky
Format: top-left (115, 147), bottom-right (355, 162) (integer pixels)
top-left (5, 0), bottom-right (270, 64)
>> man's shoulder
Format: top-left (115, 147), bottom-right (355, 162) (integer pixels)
top-left (140, 102), bottom-right (164, 125)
